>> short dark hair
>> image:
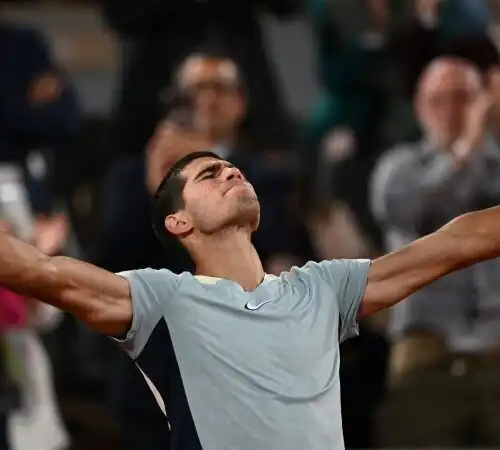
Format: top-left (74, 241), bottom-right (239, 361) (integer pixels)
top-left (151, 150), bottom-right (222, 247)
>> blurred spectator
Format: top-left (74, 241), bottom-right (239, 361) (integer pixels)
top-left (303, 6), bottom-right (398, 443)
top-left (0, 173), bottom-right (69, 450)
top-left (101, 0), bottom-right (297, 160)
top-left (371, 57), bottom-right (500, 447)
top-left (7, 303), bottom-right (67, 450)
top-left (305, 0), bottom-right (402, 162)
top-left (0, 21), bottom-right (81, 216)
top-left (304, 0), bottom-right (408, 253)
top-left (394, 0), bottom-right (500, 100)
top-left (0, 20), bottom-right (80, 450)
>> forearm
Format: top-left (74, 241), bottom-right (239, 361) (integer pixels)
top-left (361, 205), bottom-right (500, 317)
top-left (0, 231), bottom-right (131, 334)
top-left (440, 205), bottom-right (500, 263)
top-left (0, 231), bottom-right (56, 298)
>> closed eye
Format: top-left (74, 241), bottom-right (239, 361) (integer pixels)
top-left (201, 171), bottom-right (217, 180)
top-left (194, 161), bottom-right (235, 182)
top-left (195, 163), bottom-right (226, 181)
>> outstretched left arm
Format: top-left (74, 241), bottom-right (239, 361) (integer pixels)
top-left (358, 205), bottom-right (500, 318)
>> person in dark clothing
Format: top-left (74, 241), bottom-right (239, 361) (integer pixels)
top-left (0, 22), bottom-right (81, 215)
top-left (393, 0), bottom-right (500, 100)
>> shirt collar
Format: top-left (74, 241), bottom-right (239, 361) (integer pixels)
top-left (194, 274), bottom-right (277, 285)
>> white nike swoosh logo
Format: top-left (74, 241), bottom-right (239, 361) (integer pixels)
top-left (245, 300), bottom-right (272, 311)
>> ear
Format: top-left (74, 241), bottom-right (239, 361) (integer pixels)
top-left (165, 212), bottom-right (193, 236)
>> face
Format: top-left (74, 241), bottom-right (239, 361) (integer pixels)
top-left (178, 57), bottom-right (245, 141)
top-left (166, 157), bottom-right (259, 236)
top-left (416, 61), bottom-right (482, 146)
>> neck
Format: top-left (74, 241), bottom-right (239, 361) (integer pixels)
top-left (190, 229), bottom-right (264, 291)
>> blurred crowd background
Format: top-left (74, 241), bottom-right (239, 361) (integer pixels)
top-left (2, 0), bottom-right (500, 449)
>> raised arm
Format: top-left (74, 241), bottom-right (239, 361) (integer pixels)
top-left (0, 231), bottom-right (131, 335)
top-left (359, 205), bottom-right (500, 317)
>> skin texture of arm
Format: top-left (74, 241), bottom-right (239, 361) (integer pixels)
top-left (359, 205), bottom-right (500, 317)
top-left (0, 231), bottom-right (131, 335)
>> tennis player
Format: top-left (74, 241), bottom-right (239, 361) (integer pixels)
top-left (0, 150), bottom-right (498, 449)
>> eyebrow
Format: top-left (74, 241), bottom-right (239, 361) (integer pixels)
top-left (193, 161), bottom-right (234, 181)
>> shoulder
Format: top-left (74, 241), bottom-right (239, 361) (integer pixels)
top-left (117, 268), bottom-right (184, 298)
top-left (285, 259), bottom-right (371, 287)
top-left (111, 269), bottom-right (187, 354)
top-left (118, 267), bottom-right (182, 279)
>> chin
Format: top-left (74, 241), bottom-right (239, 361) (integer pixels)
top-left (238, 201), bottom-right (260, 226)
top-left (222, 195), bottom-right (258, 227)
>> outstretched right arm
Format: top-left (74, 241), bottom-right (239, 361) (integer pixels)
top-left (0, 231), bottom-right (132, 336)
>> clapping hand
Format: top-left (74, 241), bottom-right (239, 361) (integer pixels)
top-left (453, 92), bottom-right (492, 165)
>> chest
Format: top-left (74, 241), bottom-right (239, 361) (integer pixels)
top-left (163, 280), bottom-right (340, 395)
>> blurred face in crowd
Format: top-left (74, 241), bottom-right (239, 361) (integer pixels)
top-left (177, 56), bottom-right (246, 143)
top-left (416, 58), bottom-right (482, 148)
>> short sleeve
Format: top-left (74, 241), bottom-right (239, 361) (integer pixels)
top-left (109, 268), bottom-right (180, 359)
top-left (315, 259), bottom-right (371, 342)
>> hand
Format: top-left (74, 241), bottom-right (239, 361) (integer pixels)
top-left (146, 121), bottom-right (215, 194)
top-left (34, 214), bottom-right (68, 256)
top-left (454, 92), bottom-right (492, 164)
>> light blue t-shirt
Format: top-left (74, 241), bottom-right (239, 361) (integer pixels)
top-left (112, 259), bottom-right (371, 450)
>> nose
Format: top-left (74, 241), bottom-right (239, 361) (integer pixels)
top-left (222, 166), bottom-right (243, 182)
